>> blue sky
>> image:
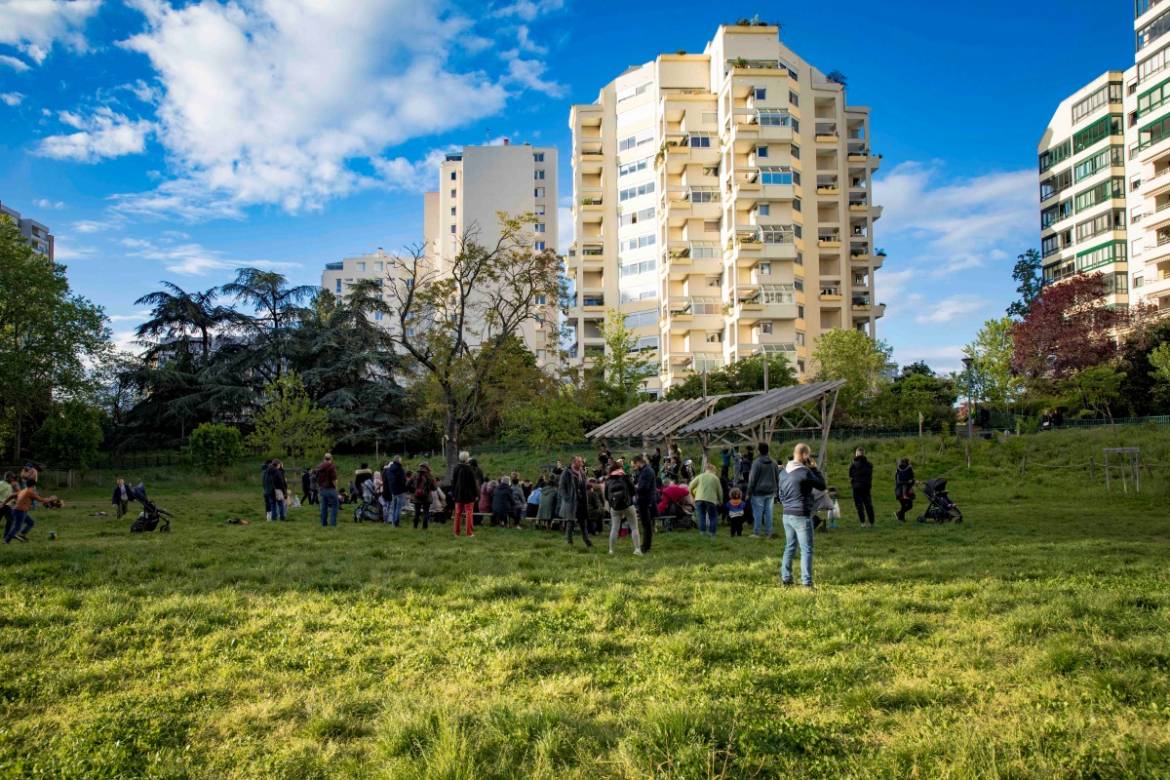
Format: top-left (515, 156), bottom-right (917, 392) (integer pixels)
top-left (0, 0), bottom-right (1135, 372)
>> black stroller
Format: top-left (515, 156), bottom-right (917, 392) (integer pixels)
top-left (918, 478), bottom-right (963, 524)
top-left (352, 480), bottom-right (384, 523)
top-left (129, 484), bottom-right (173, 533)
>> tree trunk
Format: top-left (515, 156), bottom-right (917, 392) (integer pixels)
top-left (13, 413), bottom-right (21, 464)
top-left (443, 410), bottom-right (460, 481)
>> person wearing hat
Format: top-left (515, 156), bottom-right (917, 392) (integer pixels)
top-left (316, 453), bottom-right (340, 527)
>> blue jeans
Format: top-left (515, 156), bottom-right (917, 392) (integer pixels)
top-left (273, 499), bottom-right (286, 521)
top-left (264, 491), bottom-right (275, 515)
top-left (5, 509), bottom-right (32, 542)
top-left (319, 488), bottom-right (339, 526)
top-left (390, 493), bottom-right (407, 526)
top-left (750, 495), bottom-right (774, 536)
top-left (781, 514), bottom-right (814, 586)
top-left (695, 500), bottom-right (718, 535)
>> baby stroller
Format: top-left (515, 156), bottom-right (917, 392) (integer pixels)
top-left (918, 478), bottom-right (963, 524)
top-left (129, 484), bottom-right (172, 533)
top-left (352, 480), bottom-right (384, 523)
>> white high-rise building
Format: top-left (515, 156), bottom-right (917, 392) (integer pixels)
top-left (565, 22), bottom-right (883, 395)
top-left (0, 200), bottom-right (54, 259)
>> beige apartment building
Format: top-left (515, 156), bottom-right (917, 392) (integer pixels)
top-left (565, 22), bottom-right (883, 395)
top-left (0, 200), bottom-right (54, 259)
top-left (1037, 72), bottom-right (1129, 306)
top-left (424, 141), bottom-right (561, 368)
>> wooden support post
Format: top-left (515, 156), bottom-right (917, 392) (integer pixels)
top-left (763, 357), bottom-right (769, 392)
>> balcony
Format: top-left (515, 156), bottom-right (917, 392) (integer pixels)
top-left (819, 286), bottom-right (843, 305)
top-left (818, 233), bottom-right (842, 249)
top-left (689, 352), bottom-right (724, 374)
top-left (668, 296), bottom-right (724, 332)
top-left (581, 294), bottom-right (606, 311)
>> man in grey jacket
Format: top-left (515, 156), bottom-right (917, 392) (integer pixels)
top-left (746, 442), bottom-right (778, 538)
top-left (777, 443), bottom-right (827, 587)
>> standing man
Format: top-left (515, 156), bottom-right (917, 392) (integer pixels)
top-left (777, 443), bottom-right (826, 588)
top-left (848, 446), bottom-right (875, 527)
top-left (689, 463), bottom-right (723, 537)
top-left (382, 455), bottom-right (408, 527)
top-left (747, 442), bottom-right (778, 538)
top-left (450, 451), bottom-right (478, 537)
top-left (633, 453), bottom-right (656, 554)
top-left (316, 453), bottom-right (340, 527)
top-left (559, 456), bottom-right (592, 547)
top-left (604, 459), bottom-right (641, 555)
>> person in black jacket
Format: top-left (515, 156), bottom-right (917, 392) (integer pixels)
top-left (382, 456), bottom-right (408, 526)
top-left (777, 443), bottom-right (826, 587)
top-left (111, 478), bottom-right (131, 519)
top-left (848, 447), bottom-right (875, 527)
top-left (450, 451), bottom-right (479, 536)
top-left (894, 457), bottom-right (916, 522)
top-left (633, 453), bottom-right (656, 554)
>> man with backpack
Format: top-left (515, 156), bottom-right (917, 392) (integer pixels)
top-left (746, 442), bottom-right (778, 538)
top-left (603, 459), bottom-right (641, 556)
top-left (382, 455), bottom-right (408, 526)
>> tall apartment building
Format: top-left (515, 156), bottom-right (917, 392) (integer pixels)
top-left (1128, 0), bottom-right (1170, 313)
top-left (1037, 73), bottom-right (1129, 306)
top-left (565, 23), bottom-right (883, 395)
top-left (0, 200), bottom-right (55, 259)
top-left (320, 248), bottom-right (406, 332)
top-left (422, 141), bottom-right (560, 368)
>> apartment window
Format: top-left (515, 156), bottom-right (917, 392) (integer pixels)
top-left (688, 134), bottom-right (712, 148)
top-left (1074, 177), bottom-right (1125, 212)
top-left (797, 305), bottom-right (805, 318)
top-left (534, 169), bottom-right (545, 180)
top-left (762, 284), bottom-right (794, 304)
top-left (535, 241), bottom-right (546, 251)
top-left (1075, 209), bottom-right (1126, 242)
top-left (691, 243), bottom-right (718, 259)
top-left (1137, 9), bottom-right (1170, 50)
top-left (533, 152), bottom-right (545, 162)
top-left (1073, 145), bottom-right (1125, 181)
top-left (374, 311), bottom-right (384, 322)
top-left (618, 181), bottom-right (654, 201)
top-left (689, 187), bottom-right (718, 202)
top-left (1076, 240), bottom-right (1126, 272)
top-left (1040, 169), bottom-right (1072, 202)
top-left (754, 87), bottom-right (767, 101)
top-left (619, 259), bottom-right (656, 277)
top-left (759, 262), bottom-right (772, 275)
top-left (1072, 114), bottom-right (1122, 152)
top-left (760, 167), bottom-right (794, 185)
top-left (450, 171), bottom-right (457, 181)
top-left (758, 203), bottom-right (771, 216)
top-left (1135, 275), bottom-right (1145, 288)
top-left (795, 331), bottom-right (806, 347)
top-left (761, 228), bottom-right (793, 244)
top-left (535, 205), bottom-right (546, 215)
top-left (761, 321), bottom-right (773, 334)
top-left (705, 332), bottom-right (722, 344)
top-left (534, 222), bottom-right (546, 233)
top-left (625, 308), bottom-right (657, 328)
top-left (1137, 111), bottom-right (1170, 151)
top-left (619, 206), bottom-right (655, 226)
top-left (758, 109), bottom-right (793, 126)
top-left (1041, 203), bottom-right (1061, 229)
top-left (757, 145), bottom-right (769, 158)
top-left (1042, 234), bottom-right (1061, 257)
top-left (450, 224), bottom-right (456, 234)
top-left (789, 91), bottom-right (799, 106)
top-left (621, 233), bottom-right (655, 251)
top-left (450, 188), bottom-right (456, 198)
top-left (619, 157), bottom-right (650, 177)
top-left (1138, 41), bottom-right (1170, 84)
top-left (535, 186), bottom-right (546, 197)
top-left (618, 135), bottom-right (637, 152)
top-left (356, 262), bottom-right (366, 271)
top-left (450, 207), bottom-right (456, 216)
top-left (703, 219), bottom-right (720, 232)
top-left (335, 279), bottom-right (341, 293)
top-left (634, 335), bottom-right (659, 352)
top-left (1072, 82), bottom-right (1123, 124)
top-left (791, 144), bottom-right (800, 160)
top-left (1038, 140), bottom-right (1071, 173)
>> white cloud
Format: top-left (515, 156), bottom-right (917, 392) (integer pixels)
top-left (874, 162), bottom-right (1036, 276)
top-left (108, 310), bottom-right (151, 323)
top-left (1, 92), bottom-right (24, 106)
top-left (73, 219), bottom-right (118, 233)
top-left (121, 236), bottom-right (299, 276)
top-left (516, 25), bottom-right (546, 55)
top-left (502, 54), bottom-right (566, 97)
top-left (33, 198), bottom-right (65, 209)
top-left (110, 328), bottom-right (142, 354)
top-left (52, 241), bottom-right (95, 261)
top-left (914, 294), bottom-right (989, 325)
top-left (491, 0), bottom-right (565, 21)
top-left (0, 0), bottom-right (101, 64)
top-left (374, 145), bottom-right (460, 192)
top-left (36, 107), bottom-right (153, 162)
top-left (0, 54), bottom-right (31, 72)
top-left (113, 0), bottom-right (518, 218)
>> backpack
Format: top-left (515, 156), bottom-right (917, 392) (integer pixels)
top-left (414, 476), bottom-right (429, 500)
top-left (606, 474), bottom-right (631, 511)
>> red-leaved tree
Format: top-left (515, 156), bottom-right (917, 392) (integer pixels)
top-left (1011, 273), bottom-right (1123, 379)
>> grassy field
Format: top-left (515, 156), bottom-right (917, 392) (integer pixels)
top-left (2, 428), bottom-right (1169, 778)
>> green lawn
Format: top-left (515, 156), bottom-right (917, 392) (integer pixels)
top-left (2, 429), bottom-right (1170, 778)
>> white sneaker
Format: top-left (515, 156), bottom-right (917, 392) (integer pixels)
top-left (265, 512), bottom-right (271, 521)
top-left (608, 549), bottom-right (614, 555)
top-left (634, 548), bottom-right (643, 556)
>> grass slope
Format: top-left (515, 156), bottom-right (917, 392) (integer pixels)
top-left (2, 427), bottom-right (1169, 778)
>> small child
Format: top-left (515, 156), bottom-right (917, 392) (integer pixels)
top-left (112, 477), bottom-right (131, 519)
top-left (726, 488), bottom-right (747, 537)
top-left (5, 477), bottom-right (57, 543)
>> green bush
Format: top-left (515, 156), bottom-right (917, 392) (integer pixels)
top-left (32, 401), bottom-right (104, 470)
top-left (188, 423), bottom-right (244, 474)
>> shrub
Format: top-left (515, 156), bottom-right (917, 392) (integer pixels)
top-left (189, 423), bottom-right (244, 474)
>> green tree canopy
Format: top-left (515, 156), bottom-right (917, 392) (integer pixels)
top-left (590, 308), bottom-right (655, 417)
top-left (963, 317), bottom-right (1022, 412)
top-left (811, 329), bottom-right (893, 418)
top-left (32, 401), bottom-right (104, 471)
top-left (665, 353), bottom-right (797, 400)
top-left (189, 423), bottom-right (244, 475)
top-left (246, 372), bottom-right (331, 460)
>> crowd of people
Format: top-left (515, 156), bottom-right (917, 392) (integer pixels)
top-left (255, 443), bottom-right (924, 588)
